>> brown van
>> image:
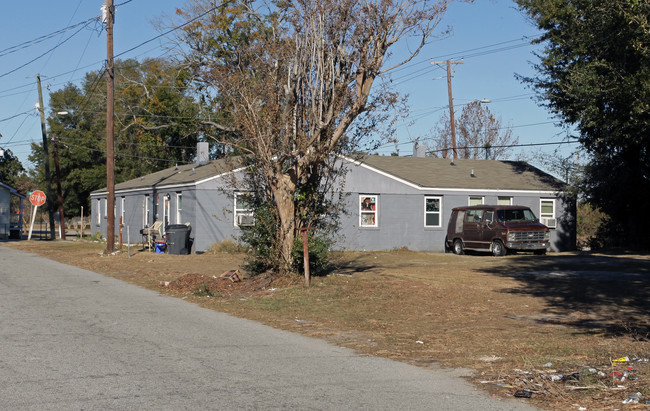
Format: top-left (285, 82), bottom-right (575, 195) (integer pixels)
top-left (446, 205), bottom-right (550, 256)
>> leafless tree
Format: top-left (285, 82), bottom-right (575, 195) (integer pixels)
top-left (429, 101), bottom-right (518, 159)
top-left (172, 0), bottom-right (459, 271)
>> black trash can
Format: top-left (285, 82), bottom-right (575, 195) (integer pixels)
top-left (165, 224), bottom-right (191, 255)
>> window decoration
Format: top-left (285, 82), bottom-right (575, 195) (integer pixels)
top-left (359, 195), bottom-right (378, 227)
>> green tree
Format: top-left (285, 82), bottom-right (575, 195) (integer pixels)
top-left (516, 0), bottom-right (650, 249)
top-left (174, 0), bottom-right (458, 273)
top-left (0, 148), bottom-right (26, 189)
top-left (35, 58), bottom-right (202, 218)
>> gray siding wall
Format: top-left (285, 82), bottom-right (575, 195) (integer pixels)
top-left (90, 176), bottom-right (246, 253)
top-left (92, 186), bottom-right (199, 248)
top-left (336, 160), bottom-right (574, 252)
top-left (191, 175), bottom-right (249, 252)
top-left (193, 184), bottom-right (236, 251)
top-left (0, 188), bottom-right (9, 239)
top-left (89, 160), bottom-right (575, 253)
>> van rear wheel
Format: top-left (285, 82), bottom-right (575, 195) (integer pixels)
top-left (491, 240), bottom-right (506, 256)
top-left (453, 239), bottom-right (464, 255)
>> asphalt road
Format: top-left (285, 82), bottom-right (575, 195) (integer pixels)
top-left (0, 246), bottom-right (538, 410)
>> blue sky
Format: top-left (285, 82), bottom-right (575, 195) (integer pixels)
top-left (0, 0), bottom-right (578, 172)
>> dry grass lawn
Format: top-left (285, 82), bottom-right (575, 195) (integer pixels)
top-left (3, 239), bottom-right (649, 410)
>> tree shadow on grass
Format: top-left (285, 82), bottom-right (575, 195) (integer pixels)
top-left (480, 252), bottom-right (650, 340)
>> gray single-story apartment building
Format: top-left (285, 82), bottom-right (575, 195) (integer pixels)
top-left (0, 181), bottom-right (25, 240)
top-left (91, 150), bottom-right (575, 253)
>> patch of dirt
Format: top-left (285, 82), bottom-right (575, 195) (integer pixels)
top-left (165, 272), bottom-right (275, 296)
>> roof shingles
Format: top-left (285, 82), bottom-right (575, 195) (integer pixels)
top-left (357, 156), bottom-right (564, 191)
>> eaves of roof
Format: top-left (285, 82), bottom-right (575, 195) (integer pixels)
top-left (0, 181), bottom-right (26, 198)
top-left (91, 157), bottom-right (245, 195)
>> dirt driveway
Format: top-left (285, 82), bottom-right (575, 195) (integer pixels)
top-left (3, 240), bottom-right (649, 410)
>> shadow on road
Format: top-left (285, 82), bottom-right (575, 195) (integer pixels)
top-left (481, 252), bottom-right (650, 340)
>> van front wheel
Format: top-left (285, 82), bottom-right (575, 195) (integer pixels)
top-left (492, 240), bottom-right (506, 256)
top-left (453, 239), bottom-right (464, 255)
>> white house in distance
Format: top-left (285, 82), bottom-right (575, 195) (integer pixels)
top-left (0, 181), bottom-right (25, 240)
top-left (91, 145), bottom-right (575, 253)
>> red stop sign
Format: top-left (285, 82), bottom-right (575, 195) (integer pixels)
top-left (29, 190), bottom-right (47, 207)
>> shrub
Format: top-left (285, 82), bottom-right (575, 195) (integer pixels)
top-left (207, 240), bottom-right (248, 254)
top-left (291, 233), bottom-right (331, 276)
top-left (239, 203), bottom-right (282, 276)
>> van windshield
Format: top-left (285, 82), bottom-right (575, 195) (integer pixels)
top-left (496, 208), bottom-right (537, 222)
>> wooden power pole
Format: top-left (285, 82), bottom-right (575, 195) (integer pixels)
top-left (431, 60), bottom-right (463, 160)
top-left (105, 0), bottom-right (115, 253)
top-left (36, 74), bottom-right (56, 240)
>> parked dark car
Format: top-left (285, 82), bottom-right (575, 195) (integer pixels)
top-left (446, 205), bottom-right (550, 256)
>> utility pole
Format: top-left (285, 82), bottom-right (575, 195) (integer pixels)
top-left (105, 0), bottom-right (115, 253)
top-left (52, 134), bottom-right (65, 240)
top-left (36, 74), bottom-right (56, 240)
top-left (431, 60), bottom-right (463, 160)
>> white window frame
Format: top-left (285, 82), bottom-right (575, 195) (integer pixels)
top-left (424, 196), bottom-right (442, 228)
top-left (468, 196), bottom-right (484, 206)
top-left (234, 192), bottom-right (254, 227)
top-left (359, 194), bottom-right (379, 228)
top-left (96, 199), bottom-right (101, 225)
top-left (176, 193), bottom-right (182, 224)
top-left (497, 196), bottom-right (513, 205)
top-left (120, 197), bottom-right (126, 224)
top-left (144, 195), bottom-right (150, 226)
top-left (540, 199), bottom-right (557, 228)
top-left (103, 198), bottom-right (107, 218)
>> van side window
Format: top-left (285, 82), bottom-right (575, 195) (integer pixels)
top-left (455, 211), bottom-right (465, 233)
top-left (465, 210), bottom-right (484, 223)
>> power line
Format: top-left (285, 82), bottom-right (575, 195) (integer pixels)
top-left (0, 16), bottom-right (100, 58)
top-left (113, 4), bottom-right (223, 60)
top-left (60, 141), bottom-right (194, 165)
top-left (0, 17), bottom-right (100, 79)
top-left (0, 109), bottom-right (35, 123)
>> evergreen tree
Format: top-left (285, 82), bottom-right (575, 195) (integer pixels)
top-left (516, 0), bottom-right (650, 249)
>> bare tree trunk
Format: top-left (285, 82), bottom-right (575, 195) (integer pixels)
top-left (270, 173), bottom-right (297, 270)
